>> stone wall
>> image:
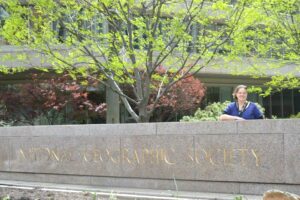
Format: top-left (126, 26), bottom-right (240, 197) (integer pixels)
top-left (0, 119), bottom-right (299, 195)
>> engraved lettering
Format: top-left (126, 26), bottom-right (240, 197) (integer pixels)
top-left (201, 148), bottom-right (216, 166)
top-left (187, 148), bottom-right (195, 163)
top-left (142, 148), bottom-right (156, 164)
top-left (50, 149), bottom-right (60, 162)
top-left (251, 149), bottom-right (260, 167)
top-left (83, 150), bottom-right (92, 162)
top-left (106, 148), bottom-right (120, 164)
top-left (15, 146), bottom-right (263, 168)
top-left (18, 149), bottom-right (27, 160)
top-left (92, 149), bottom-right (103, 163)
top-left (133, 150), bottom-right (140, 165)
top-left (162, 148), bottom-right (175, 165)
top-left (235, 148), bottom-right (248, 166)
top-left (122, 148), bottom-right (132, 164)
top-left (223, 148), bottom-right (233, 165)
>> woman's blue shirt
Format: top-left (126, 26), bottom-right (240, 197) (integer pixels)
top-left (223, 102), bottom-right (263, 120)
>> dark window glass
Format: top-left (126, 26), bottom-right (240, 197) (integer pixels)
top-left (248, 93), bottom-right (258, 102)
top-left (271, 92), bottom-right (282, 118)
top-left (294, 89), bottom-right (300, 114)
top-left (220, 86), bottom-right (233, 102)
top-left (263, 95), bottom-right (271, 118)
top-left (205, 87), bottom-right (220, 104)
top-left (282, 89), bottom-right (293, 117)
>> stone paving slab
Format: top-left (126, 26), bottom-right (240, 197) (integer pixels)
top-left (0, 180), bottom-right (262, 200)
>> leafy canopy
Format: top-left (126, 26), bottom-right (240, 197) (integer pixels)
top-left (0, 0), bottom-right (249, 122)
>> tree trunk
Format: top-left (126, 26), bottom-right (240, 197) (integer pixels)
top-left (137, 106), bottom-right (150, 122)
top-left (106, 80), bottom-right (120, 124)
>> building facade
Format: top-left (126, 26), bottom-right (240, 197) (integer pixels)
top-left (1, 45), bottom-right (299, 124)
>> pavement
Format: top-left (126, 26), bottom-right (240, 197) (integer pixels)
top-left (0, 180), bottom-right (263, 200)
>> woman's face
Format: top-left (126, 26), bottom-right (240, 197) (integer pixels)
top-left (236, 88), bottom-right (248, 102)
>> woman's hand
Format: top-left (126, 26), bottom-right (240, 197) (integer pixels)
top-left (234, 116), bottom-right (245, 120)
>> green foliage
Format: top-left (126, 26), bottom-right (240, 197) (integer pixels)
top-left (0, 0), bottom-right (247, 122)
top-left (290, 112), bottom-right (300, 119)
top-left (3, 0), bottom-right (297, 121)
top-left (0, 120), bottom-right (14, 127)
top-left (0, 65), bottom-right (26, 74)
top-left (264, 75), bottom-right (300, 96)
top-left (181, 101), bottom-right (265, 122)
top-left (234, 196), bottom-right (243, 200)
top-left (1, 195), bottom-right (10, 200)
top-left (91, 192), bottom-right (97, 200)
top-left (109, 191), bottom-right (117, 200)
top-left (226, 0), bottom-right (300, 92)
top-left (181, 101), bottom-right (231, 122)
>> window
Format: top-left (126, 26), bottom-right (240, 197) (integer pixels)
top-left (282, 89), bottom-right (293, 117)
top-left (262, 89), bottom-right (300, 118)
top-left (204, 87), bottom-right (220, 104)
top-left (294, 89), bottom-right (300, 114)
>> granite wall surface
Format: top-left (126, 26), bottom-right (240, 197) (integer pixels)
top-left (0, 119), bottom-right (299, 194)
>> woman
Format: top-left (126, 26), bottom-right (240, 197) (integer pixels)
top-left (219, 85), bottom-right (263, 121)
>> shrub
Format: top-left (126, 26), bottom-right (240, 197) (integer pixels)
top-left (0, 120), bottom-right (14, 127)
top-left (290, 112), bottom-right (300, 118)
top-left (181, 101), bottom-right (231, 122)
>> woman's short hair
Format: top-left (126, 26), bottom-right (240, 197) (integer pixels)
top-left (232, 85), bottom-right (247, 100)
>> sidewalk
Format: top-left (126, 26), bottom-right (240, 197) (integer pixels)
top-left (0, 180), bottom-right (262, 200)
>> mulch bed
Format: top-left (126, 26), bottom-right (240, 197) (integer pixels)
top-left (0, 187), bottom-right (113, 200)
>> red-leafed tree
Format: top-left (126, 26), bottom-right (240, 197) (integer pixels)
top-left (148, 72), bottom-right (206, 122)
top-left (121, 66), bottom-right (206, 122)
top-left (0, 70), bottom-right (205, 125)
top-left (0, 73), bottom-right (106, 125)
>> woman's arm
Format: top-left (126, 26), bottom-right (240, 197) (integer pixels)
top-left (219, 114), bottom-right (245, 121)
